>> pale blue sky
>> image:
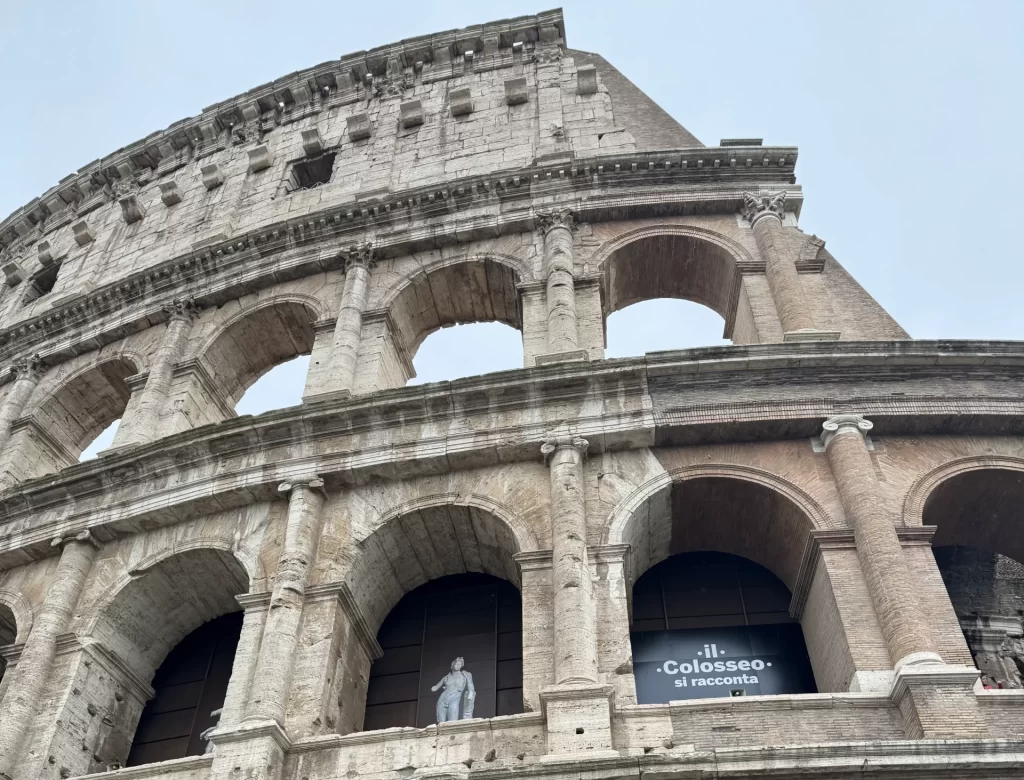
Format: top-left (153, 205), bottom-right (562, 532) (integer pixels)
top-left (1, 1), bottom-right (1021, 456)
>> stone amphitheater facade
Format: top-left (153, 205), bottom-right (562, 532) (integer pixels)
top-left (1, 8), bottom-right (1024, 780)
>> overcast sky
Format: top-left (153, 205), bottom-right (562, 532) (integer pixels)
top-left (2, 1), bottom-right (1021, 456)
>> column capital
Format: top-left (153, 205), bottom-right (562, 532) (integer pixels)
top-left (541, 436), bottom-right (589, 463)
top-left (341, 242), bottom-right (376, 271)
top-left (50, 528), bottom-right (100, 550)
top-left (821, 414), bottom-right (873, 449)
top-left (162, 296), bottom-right (200, 323)
top-left (10, 352), bottom-right (44, 382)
top-left (536, 207), bottom-right (577, 235)
top-left (278, 476), bottom-right (326, 497)
top-left (741, 191), bottom-right (787, 226)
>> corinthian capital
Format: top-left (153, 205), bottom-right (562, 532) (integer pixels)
top-left (11, 352), bottom-right (43, 382)
top-left (820, 414), bottom-right (873, 449)
top-left (341, 243), bottom-right (376, 271)
top-left (741, 191), bottom-right (787, 226)
top-left (541, 435), bottom-right (589, 463)
top-left (162, 296), bottom-right (200, 322)
top-left (536, 208), bottom-right (577, 235)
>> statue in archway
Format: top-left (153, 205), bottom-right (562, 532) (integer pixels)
top-left (432, 657), bottom-right (476, 722)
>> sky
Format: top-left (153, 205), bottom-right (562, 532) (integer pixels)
top-left (1, 1), bottom-right (1021, 457)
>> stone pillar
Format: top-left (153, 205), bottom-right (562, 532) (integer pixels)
top-left (0, 530), bottom-right (98, 780)
top-left (113, 297), bottom-right (198, 447)
top-left (820, 415), bottom-right (941, 670)
top-left (537, 209), bottom-right (583, 361)
top-left (245, 477), bottom-right (326, 726)
top-left (326, 245), bottom-right (374, 396)
top-left (742, 192), bottom-right (828, 340)
top-left (542, 436), bottom-right (598, 684)
top-left (0, 353), bottom-right (43, 455)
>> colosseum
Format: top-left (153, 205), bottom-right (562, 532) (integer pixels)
top-left (0, 8), bottom-right (1022, 780)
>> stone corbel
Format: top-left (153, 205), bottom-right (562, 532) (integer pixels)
top-left (346, 112), bottom-right (371, 141)
top-left (400, 99), bottom-right (424, 128)
top-left (576, 64), bottom-right (598, 95)
top-left (1, 257), bottom-right (24, 286)
top-left (118, 191), bottom-right (146, 225)
top-left (159, 180), bottom-right (182, 206)
top-left (247, 144), bottom-right (274, 173)
top-left (201, 163), bottom-right (224, 190)
top-left (36, 240), bottom-right (54, 266)
top-left (71, 219), bottom-right (94, 246)
top-left (449, 87), bottom-right (473, 117)
top-left (505, 77), bottom-right (528, 106)
top-left (301, 128), bottom-right (324, 157)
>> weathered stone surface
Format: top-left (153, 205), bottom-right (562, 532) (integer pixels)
top-left (0, 9), bottom-right (1017, 780)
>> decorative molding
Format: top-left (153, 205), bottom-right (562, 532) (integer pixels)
top-left (161, 295), bottom-right (199, 323)
top-left (535, 207), bottom-right (576, 235)
top-left (820, 413), bottom-right (873, 449)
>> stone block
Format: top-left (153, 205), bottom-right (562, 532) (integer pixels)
top-left (400, 99), bottom-right (424, 128)
top-left (118, 193), bottom-right (146, 224)
top-left (159, 180), bottom-right (182, 206)
top-left (450, 87), bottom-right (473, 116)
top-left (505, 77), bottom-right (528, 106)
top-left (247, 144), bottom-right (274, 173)
top-left (37, 240), bottom-right (53, 265)
top-left (302, 128), bottom-right (324, 157)
top-left (577, 65), bottom-right (598, 95)
top-left (347, 112), bottom-right (371, 141)
top-left (201, 163), bottom-right (224, 190)
top-left (2, 259), bottom-right (24, 286)
top-left (71, 219), bottom-right (94, 246)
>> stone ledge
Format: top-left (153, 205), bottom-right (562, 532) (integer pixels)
top-left (76, 754), bottom-right (211, 780)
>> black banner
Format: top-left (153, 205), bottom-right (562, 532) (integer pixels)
top-left (631, 624), bottom-right (816, 703)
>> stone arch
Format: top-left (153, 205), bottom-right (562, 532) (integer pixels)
top-left (25, 354), bottom-right (141, 460)
top-left (592, 224), bottom-right (756, 341)
top-left (196, 296), bottom-right (323, 409)
top-left (604, 464), bottom-right (833, 592)
top-left (346, 494), bottom-right (531, 635)
top-left (0, 588), bottom-right (31, 645)
top-left (380, 255), bottom-right (525, 368)
top-left (88, 545), bottom-right (251, 682)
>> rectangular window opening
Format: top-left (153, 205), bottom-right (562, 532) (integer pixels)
top-left (288, 152), bottom-right (336, 191)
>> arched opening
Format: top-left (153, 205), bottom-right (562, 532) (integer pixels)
top-left (12, 357), bottom-right (139, 478)
top-left (605, 299), bottom-right (729, 358)
top-left (926, 468), bottom-right (1024, 689)
top-left (0, 602), bottom-right (16, 685)
top-left (234, 355), bottom-right (309, 415)
top-left (602, 231), bottom-right (743, 350)
top-left (200, 301), bottom-right (318, 413)
top-left (631, 552), bottom-right (815, 702)
top-left (345, 501), bottom-right (528, 732)
top-left (378, 259), bottom-right (523, 388)
top-left (80, 419), bottom-right (120, 461)
top-left (91, 548), bottom-right (250, 769)
top-left (365, 573), bottom-right (522, 729)
top-left (410, 323), bottom-right (522, 384)
top-left (616, 475), bottom-right (827, 697)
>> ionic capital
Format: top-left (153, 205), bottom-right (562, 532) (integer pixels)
top-left (536, 208), bottom-right (577, 236)
top-left (10, 352), bottom-right (43, 382)
top-left (278, 476), bottom-right (326, 497)
top-left (820, 414), bottom-right (873, 449)
top-left (341, 243), bottom-right (376, 271)
top-left (162, 296), bottom-right (200, 323)
top-left (741, 191), bottom-right (787, 226)
top-left (50, 529), bottom-right (101, 550)
top-left (541, 436), bottom-right (589, 464)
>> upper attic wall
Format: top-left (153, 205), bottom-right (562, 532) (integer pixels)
top-left (567, 50), bottom-right (702, 150)
top-left (0, 10), bottom-right (712, 335)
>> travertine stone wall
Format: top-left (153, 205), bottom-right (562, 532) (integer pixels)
top-left (0, 8), bottom-right (1020, 780)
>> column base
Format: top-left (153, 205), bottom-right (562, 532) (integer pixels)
top-left (207, 719), bottom-right (291, 780)
top-left (783, 329), bottom-right (842, 342)
top-left (539, 682), bottom-right (615, 757)
top-left (535, 350), bottom-right (590, 366)
top-left (847, 669), bottom-right (895, 693)
top-left (888, 663), bottom-right (984, 739)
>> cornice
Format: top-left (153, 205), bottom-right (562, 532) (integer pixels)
top-left (0, 340), bottom-right (1022, 569)
top-left (0, 151), bottom-right (798, 371)
top-left (0, 9), bottom-right (568, 250)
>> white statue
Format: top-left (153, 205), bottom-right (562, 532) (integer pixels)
top-left (199, 707), bottom-right (223, 754)
top-left (431, 657), bottom-right (476, 722)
